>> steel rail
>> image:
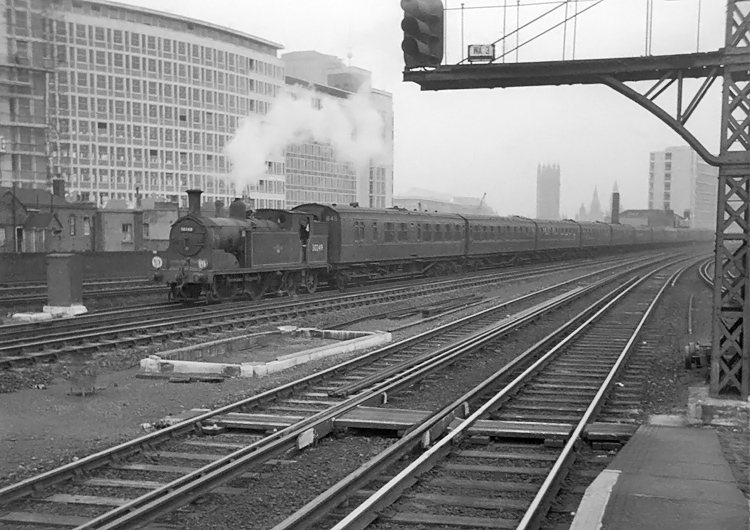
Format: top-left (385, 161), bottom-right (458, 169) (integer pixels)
top-left (515, 263), bottom-right (690, 530)
top-left (0, 256), bottom-right (645, 505)
top-left (0, 285), bottom-right (164, 305)
top-left (0, 255), bottom-right (654, 362)
top-left (72, 281), bottom-right (601, 530)
top-left (68, 256), bottom-right (681, 530)
top-left (269, 277), bottom-right (640, 530)
top-left (328, 259), bottom-right (690, 530)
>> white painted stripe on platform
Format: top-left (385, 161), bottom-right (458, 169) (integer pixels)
top-left (569, 469), bottom-right (621, 530)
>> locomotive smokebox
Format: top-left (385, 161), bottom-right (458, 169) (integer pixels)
top-left (229, 198), bottom-right (247, 220)
top-left (187, 189), bottom-right (202, 215)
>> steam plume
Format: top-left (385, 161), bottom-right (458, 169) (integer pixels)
top-left (224, 88), bottom-right (385, 193)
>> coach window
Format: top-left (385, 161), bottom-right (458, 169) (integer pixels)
top-left (416, 223), bottom-right (422, 241)
top-left (455, 225), bottom-right (462, 240)
top-left (434, 224), bottom-right (442, 241)
top-left (398, 223), bottom-right (408, 241)
top-left (384, 222), bottom-right (394, 242)
top-left (445, 224), bottom-right (452, 240)
top-left (372, 221), bottom-right (379, 242)
top-left (424, 224), bottom-right (432, 241)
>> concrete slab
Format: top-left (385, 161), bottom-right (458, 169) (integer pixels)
top-left (647, 414), bottom-right (688, 427)
top-left (687, 385), bottom-right (750, 428)
top-left (139, 329), bottom-right (391, 379)
top-left (571, 425), bottom-right (750, 530)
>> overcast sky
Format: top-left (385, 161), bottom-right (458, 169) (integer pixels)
top-left (119, 0), bottom-right (722, 217)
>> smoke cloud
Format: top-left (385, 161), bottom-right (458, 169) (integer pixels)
top-left (224, 88), bottom-right (386, 193)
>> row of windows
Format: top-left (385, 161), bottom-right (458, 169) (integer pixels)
top-left (57, 146), bottom-right (229, 169)
top-left (287, 143), bottom-right (338, 159)
top-left (57, 68), bottom-right (280, 100)
top-left (287, 157), bottom-right (356, 174)
top-left (54, 94), bottom-right (270, 122)
top-left (286, 190), bottom-right (356, 205)
top-left (66, 169), bottom-right (228, 189)
top-left (287, 173), bottom-right (357, 190)
top-left (50, 21), bottom-right (283, 79)
top-left (351, 222), bottom-right (550, 244)
top-left (56, 119), bottom-right (238, 150)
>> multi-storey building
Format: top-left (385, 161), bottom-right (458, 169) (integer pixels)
top-left (648, 146), bottom-right (717, 229)
top-left (4, 0), bottom-right (287, 209)
top-left (536, 163), bottom-right (560, 220)
top-left (0, 0), bottom-right (55, 189)
top-left (282, 51), bottom-right (393, 209)
top-left (2, 2), bottom-right (394, 212)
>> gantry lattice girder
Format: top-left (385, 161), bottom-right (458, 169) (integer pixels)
top-left (403, 0), bottom-right (750, 397)
top-left (404, 51), bottom-right (729, 90)
top-left (713, 0), bottom-right (750, 397)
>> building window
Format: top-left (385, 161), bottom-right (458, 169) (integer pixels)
top-left (69, 215), bottom-right (76, 236)
top-left (143, 223), bottom-right (150, 238)
top-left (83, 216), bottom-right (90, 236)
top-left (122, 223), bottom-right (133, 242)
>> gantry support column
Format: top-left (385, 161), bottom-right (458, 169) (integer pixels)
top-left (712, 0), bottom-right (750, 398)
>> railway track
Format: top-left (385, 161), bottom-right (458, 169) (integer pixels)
top-left (0, 285), bottom-right (164, 309)
top-left (0, 255), bottom-right (653, 369)
top-left (276, 259), bottom-right (692, 530)
top-left (0, 277), bottom-right (150, 293)
top-left (0, 256), bottom-right (669, 529)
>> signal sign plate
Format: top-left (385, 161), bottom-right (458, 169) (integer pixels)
top-left (468, 44), bottom-right (495, 62)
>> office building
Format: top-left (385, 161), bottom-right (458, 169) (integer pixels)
top-left (282, 51), bottom-right (393, 209)
top-left (2, 2), bottom-right (394, 212)
top-left (3, 0), bottom-right (286, 209)
top-left (648, 146), bottom-right (717, 229)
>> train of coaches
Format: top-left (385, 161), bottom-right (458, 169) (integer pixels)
top-left (151, 190), bottom-right (711, 301)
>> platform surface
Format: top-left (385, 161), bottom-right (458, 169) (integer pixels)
top-left (572, 424), bottom-right (749, 530)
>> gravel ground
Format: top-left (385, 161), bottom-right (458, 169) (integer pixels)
top-left (167, 270), bottom-right (625, 529)
top-left (0, 260), bottom-right (613, 395)
top-left (0, 260), bottom-right (615, 489)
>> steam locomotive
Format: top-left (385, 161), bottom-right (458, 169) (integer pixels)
top-left (151, 189), bottom-right (712, 301)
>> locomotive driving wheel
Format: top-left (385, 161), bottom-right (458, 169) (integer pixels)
top-left (244, 279), bottom-right (266, 301)
top-left (335, 272), bottom-right (349, 292)
top-left (214, 278), bottom-right (239, 302)
top-left (303, 271), bottom-right (318, 294)
top-left (281, 271), bottom-right (300, 295)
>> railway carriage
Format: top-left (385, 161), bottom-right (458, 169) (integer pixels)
top-left (634, 226), bottom-right (654, 245)
top-left (611, 224), bottom-right (636, 246)
top-left (535, 220), bottom-right (580, 251)
top-left (293, 203), bottom-right (466, 286)
top-left (461, 215), bottom-right (537, 258)
top-left (580, 222), bottom-right (612, 248)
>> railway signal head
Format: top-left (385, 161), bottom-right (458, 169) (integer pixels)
top-left (401, 0), bottom-right (444, 69)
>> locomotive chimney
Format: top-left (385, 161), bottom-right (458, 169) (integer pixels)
top-left (214, 200), bottom-right (224, 217)
top-left (186, 189), bottom-right (202, 215)
top-left (229, 197), bottom-right (247, 220)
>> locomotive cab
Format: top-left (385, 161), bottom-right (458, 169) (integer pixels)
top-left (251, 209), bottom-right (328, 268)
